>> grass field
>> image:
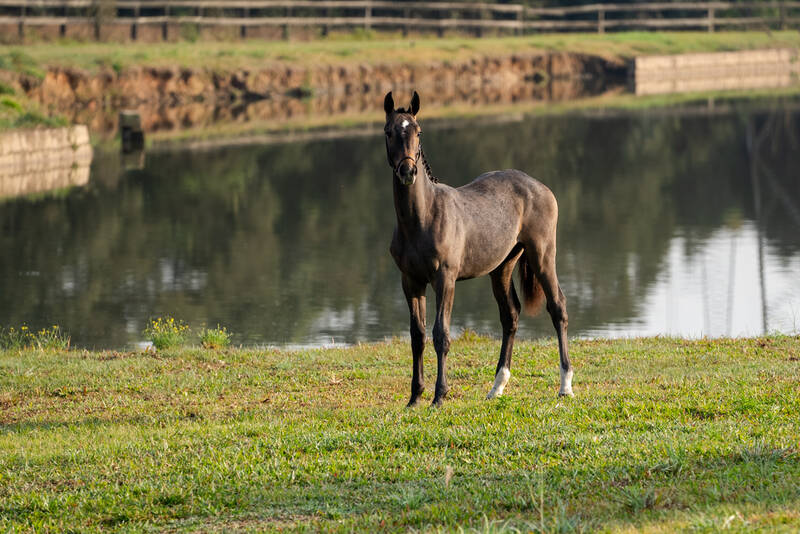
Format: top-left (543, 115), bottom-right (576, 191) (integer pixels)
top-left (1, 334), bottom-right (799, 532)
top-left (3, 31), bottom-right (800, 73)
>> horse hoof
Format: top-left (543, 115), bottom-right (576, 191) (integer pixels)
top-left (558, 390), bottom-right (574, 398)
top-left (487, 368), bottom-right (510, 399)
top-left (431, 397), bottom-right (445, 408)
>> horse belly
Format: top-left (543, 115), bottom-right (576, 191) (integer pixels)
top-left (458, 232), bottom-right (519, 279)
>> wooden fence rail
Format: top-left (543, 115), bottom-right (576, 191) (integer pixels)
top-left (1, 1), bottom-right (799, 40)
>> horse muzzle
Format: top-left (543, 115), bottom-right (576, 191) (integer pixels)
top-left (395, 157), bottom-right (417, 186)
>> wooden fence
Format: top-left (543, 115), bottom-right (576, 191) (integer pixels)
top-left (2, 1), bottom-right (800, 40)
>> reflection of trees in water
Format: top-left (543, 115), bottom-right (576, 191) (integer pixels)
top-left (0, 102), bottom-right (798, 347)
top-left (744, 104), bottom-right (800, 333)
top-left (429, 105), bottom-right (799, 336)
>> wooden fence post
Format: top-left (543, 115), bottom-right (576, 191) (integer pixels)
top-left (476, 7), bottom-right (487, 37)
top-left (779, 3), bottom-right (786, 30)
top-left (130, 3), bottom-right (139, 41)
top-left (18, 3), bottom-right (24, 40)
top-left (402, 7), bottom-right (409, 37)
top-left (708, 7), bottom-right (715, 32)
top-left (162, 2), bottom-right (169, 40)
top-left (365, 0), bottom-right (372, 32)
top-left (93, 0), bottom-right (114, 41)
top-left (597, 7), bottom-right (605, 33)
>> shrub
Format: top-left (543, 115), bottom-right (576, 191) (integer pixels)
top-left (0, 324), bottom-right (70, 351)
top-left (144, 316), bottom-right (190, 350)
top-left (199, 325), bottom-right (232, 349)
top-left (1, 97), bottom-right (22, 111)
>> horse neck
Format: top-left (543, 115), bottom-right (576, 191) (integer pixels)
top-left (393, 166), bottom-right (435, 232)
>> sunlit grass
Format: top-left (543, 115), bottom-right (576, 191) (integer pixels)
top-left (5, 31), bottom-right (800, 72)
top-left (1, 334), bottom-right (798, 531)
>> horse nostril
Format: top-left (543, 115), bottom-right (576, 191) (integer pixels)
top-left (398, 161), bottom-right (413, 177)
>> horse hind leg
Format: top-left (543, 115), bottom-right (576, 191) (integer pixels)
top-left (525, 242), bottom-right (573, 397)
top-left (486, 245), bottom-right (524, 399)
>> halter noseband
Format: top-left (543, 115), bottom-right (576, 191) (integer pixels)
top-left (393, 150), bottom-right (421, 177)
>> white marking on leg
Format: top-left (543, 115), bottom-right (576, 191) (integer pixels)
top-left (559, 367), bottom-right (574, 397)
top-left (486, 367), bottom-right (510, 399)
top-left (401, 119), bottom-right (409, 129)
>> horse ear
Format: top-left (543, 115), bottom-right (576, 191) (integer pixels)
top-left (410, 91), bottom-right (420, 116)
top-left (384, 92), bottom-right (394, 117)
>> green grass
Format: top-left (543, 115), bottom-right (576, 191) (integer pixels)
top-left (3, 31), bottom-right (800, 73)
top-left (0, 90), bottom-right (68, 131)
top-left (2, 334), bottom-right (799, 532)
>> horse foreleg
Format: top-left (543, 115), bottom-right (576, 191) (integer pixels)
top-left (402, 275), bottom-right (426, 407)
top-left (487, 255), bottom-right (522, 399)
top-left (432, 270), bottom-right (456, 407)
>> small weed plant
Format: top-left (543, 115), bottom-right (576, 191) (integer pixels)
top-left (144, 316), bottom-right (190, 350)
top-left (0, 324), bottom-right (70, 351)
top-left (199, 325), bottom-right (232, 349)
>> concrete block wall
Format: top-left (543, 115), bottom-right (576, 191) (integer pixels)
top-left (0, 125), bottom-right (92, 199)
top-left (634, 49), bottom-right (800, 96)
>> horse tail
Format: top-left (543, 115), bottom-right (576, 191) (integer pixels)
top-left (519, 251), bottom-right (545, 316)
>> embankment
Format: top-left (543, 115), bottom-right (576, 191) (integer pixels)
top-left (1, 51), bottom-right (626, 136)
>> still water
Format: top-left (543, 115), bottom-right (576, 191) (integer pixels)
top-left (1, 98), bottom-right (799, 348)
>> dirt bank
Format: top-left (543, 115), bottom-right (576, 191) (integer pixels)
top-left (2, 51), bottom-right (627, 136)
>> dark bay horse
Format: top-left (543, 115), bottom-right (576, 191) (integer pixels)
top-left (384, 91), bottom-right (573, 407)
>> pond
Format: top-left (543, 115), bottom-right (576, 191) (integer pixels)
top-left (1, 96), bottom-right (799, 348)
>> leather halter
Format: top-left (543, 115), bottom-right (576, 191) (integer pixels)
top-left (393, 149), bottom-right (420, 178)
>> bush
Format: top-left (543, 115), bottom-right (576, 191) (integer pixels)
top-left (199, 325), bottom-right (232, 349)
top-left (143, 317), bottom-right (190, 350)
top-left (0, 324), bottom-right (70, 351)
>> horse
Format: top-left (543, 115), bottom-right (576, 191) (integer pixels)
top-left (383, 91), bottom-right (573, 407)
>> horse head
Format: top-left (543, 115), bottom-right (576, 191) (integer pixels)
top-left (383, 91), bottom-right (422, 186)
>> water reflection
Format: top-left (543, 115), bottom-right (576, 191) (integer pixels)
top-left (1, 98), bottom-right (798, 348)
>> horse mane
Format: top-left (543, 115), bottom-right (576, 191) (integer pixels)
top-left (419, 145), bottom-right (439, 184)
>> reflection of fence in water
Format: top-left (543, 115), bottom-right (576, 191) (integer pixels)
top-left (0, 126), bottom-right (93, 200)
top-left (2, 1), bottom-right (800, 41)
